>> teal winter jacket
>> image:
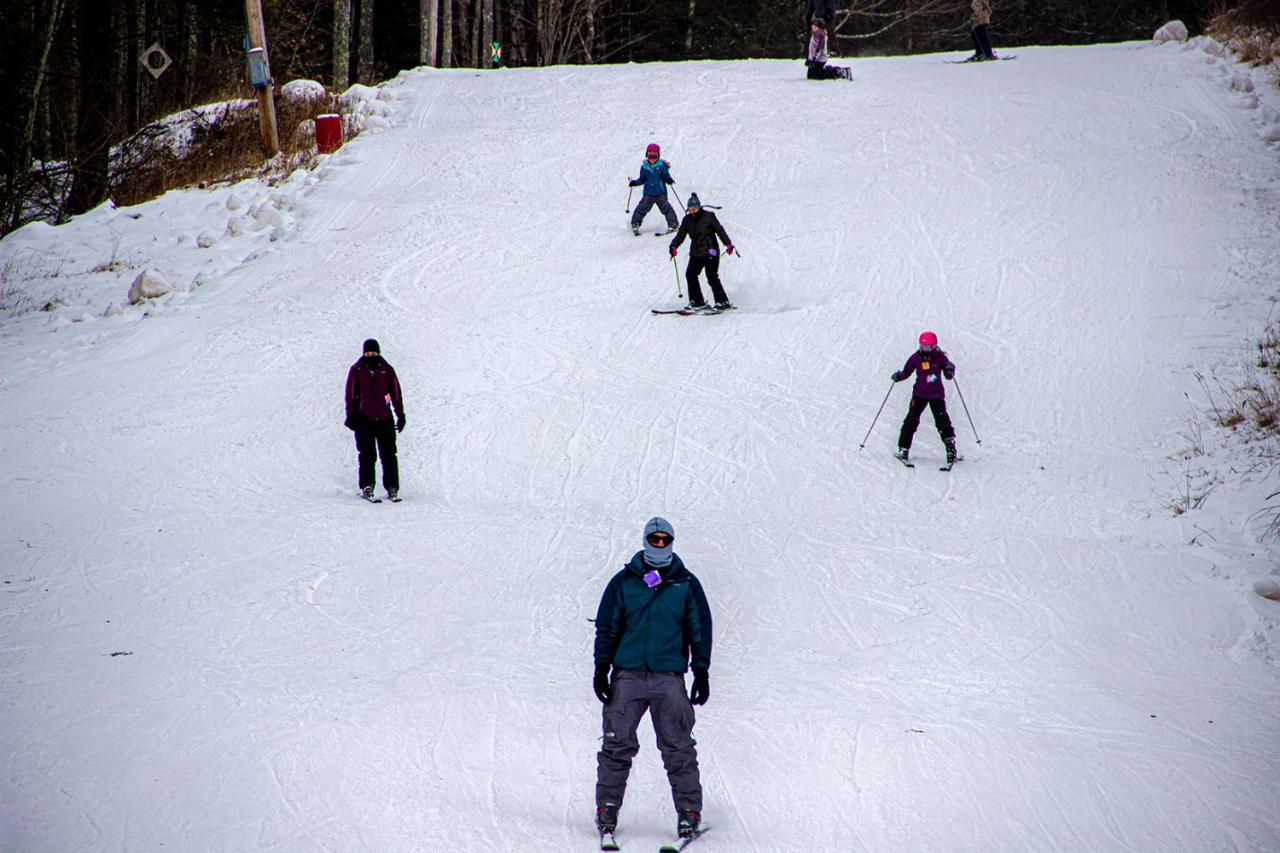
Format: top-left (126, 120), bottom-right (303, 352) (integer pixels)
top-left (594, 552), bottom-right (712, 673)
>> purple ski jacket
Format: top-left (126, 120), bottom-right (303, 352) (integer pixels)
top-left (345, 355), bottom-right (404, 421)
top-left (898, 349), bottom-right (954, 400)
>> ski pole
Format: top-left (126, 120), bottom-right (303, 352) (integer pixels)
top-left (952, 376), bottom-right (982, 445)
top-left (671, 254), bottom-right (683, 299)
top-left (626, 186), bottom-right (633, 214)
top-left (858, 381), bottom-right (895, 450)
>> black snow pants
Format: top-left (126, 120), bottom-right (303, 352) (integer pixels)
top-left (898, 396), bottom-right (955, 450)
top-left (971, 23), bottom-right (995, 59)
top-left (355, 418), bottom-right (399, 491)
top-left (596, 670), bottom-right (702, 813)
top-left (685, 255), bottom-right (729, 307)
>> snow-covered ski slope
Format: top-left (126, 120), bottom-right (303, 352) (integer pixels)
top-left (3, 41), bottom-right (1280, 852)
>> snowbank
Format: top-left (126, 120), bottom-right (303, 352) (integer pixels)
top-left (1154, 20), bottom-right (1189, 43)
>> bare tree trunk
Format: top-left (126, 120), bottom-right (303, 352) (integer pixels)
top-left (66, 0), bottom-right (115, 216)
top-left (442, 0), bottom-right (453, 67)
top-left (333, 0), bottom-right (351, 89)
top-left (421, 0), bottom-right (438, 66)
top-left (183, 1), bottom-right (199, 103)
top-left (358, 0), bottom-right (375, 83)
top-left (585, 2), bottom-right (595, 62)
top-left (4, 0), bottom-right (67, 229)
top-left (685, 0), bottom-right (695, 54)
top-left (482, 0), bottom-right (494, 66)
top-left (468, 0), bottom-right (479, 67)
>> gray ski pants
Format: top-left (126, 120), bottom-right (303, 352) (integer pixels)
top-left (596, 670), bottom-right (702, 812)
top-left (630, 193), bottom-right (679, 230)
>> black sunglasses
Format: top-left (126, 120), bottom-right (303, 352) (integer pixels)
top-left (646, 532), bottom-right (673, 546)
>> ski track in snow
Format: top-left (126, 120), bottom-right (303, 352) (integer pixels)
top-left (2, 42), bottom-right (1280, 852)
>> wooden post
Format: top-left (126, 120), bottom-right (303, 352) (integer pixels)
top-left (244, 0), bottom-right (280, 155)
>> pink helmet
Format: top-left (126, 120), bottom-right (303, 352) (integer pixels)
top-left (919, 331), bottom-right (938, 348)
top-left (645, 143), bottom-right (660, 156)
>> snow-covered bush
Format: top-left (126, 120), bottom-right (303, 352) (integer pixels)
top-left (1154, 20), bottom-right (1188, 43)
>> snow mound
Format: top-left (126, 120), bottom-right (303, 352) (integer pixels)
top-left (127, 269), bottom-right (172, 303)
top-left (1154, 20), bottom-right (1188, 43)
top-left (280, 79), bottom-right (328, 104)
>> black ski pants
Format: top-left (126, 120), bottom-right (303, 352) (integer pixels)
top-left (596, 670), bottom-right (702, 813)
top-left (685, 255), bottom-right (728, 307)
top-left (971, 23), bottom-right (995, 59)
top-left (807, 61), bottom-right (849, 80)
top-left (354, 418), bottom-right (399, 491)
top-left (898, 396), bottom-right (955, 450)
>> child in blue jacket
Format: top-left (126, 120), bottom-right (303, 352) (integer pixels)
top-left (629, 143), bottom-right (678, 236)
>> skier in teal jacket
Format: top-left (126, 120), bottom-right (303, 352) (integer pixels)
top-left (592, 517), bottom-right (712, 843)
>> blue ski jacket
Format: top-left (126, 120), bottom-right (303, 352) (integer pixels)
top-left (594, 552), bottom-right (712, 674)
top-left (629, 159), bottom-right (675, 197)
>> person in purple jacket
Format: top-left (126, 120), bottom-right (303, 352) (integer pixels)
top-left (344, 338), bottom-right (406, 502)
top-left (891, 331), bottom-right (958, 464)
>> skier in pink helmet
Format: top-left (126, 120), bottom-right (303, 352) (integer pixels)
top-left (628, 143), bottom-right (678, 236)
top-left (891, 331), bottom-right (958, 465)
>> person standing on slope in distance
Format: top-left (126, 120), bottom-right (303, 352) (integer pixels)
top-left (969, 0), bottom-right (998, 61)
top-left (892, 331), bottom-right (959, 465)
top-left (629, 143), bottom-right (679, 236)
top-left (669, 193), bottom-right (735, 312)
top-left (593, 517), bottom-right (712, 843)
top-left (344, 338), bottom-right (406, 501)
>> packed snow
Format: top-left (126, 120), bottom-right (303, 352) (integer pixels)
top-left (2, 39), bottom-right (1279, 852)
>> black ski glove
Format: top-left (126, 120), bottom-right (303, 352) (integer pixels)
top-left (943, 365), bottom-right (955, 379)
top-left (690, 668), bottom-right (710, 706)
top-left (344, 414), bottom-right (358, 431)
top-left (891, 371), bottom-right (904, 382)
top-left (396, 413), bottom-right (406, 433)
top-left (594, 663), bottom-right (613, 704)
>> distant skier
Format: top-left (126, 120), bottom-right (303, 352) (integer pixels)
top-left (628, 143), bottom-right (678, 236)
top-left (344, 338), bottom-right (406, 502)
top-left (891, 331), bottom-right (958, 465)
top-left (593, 517), bottom-right (712, 845)
top-left (807, 18), bottom-right (852, 81)
top-left (669, 193), bottom-right (735, 311)
top-left (968, 0), bottom-right (998, 61)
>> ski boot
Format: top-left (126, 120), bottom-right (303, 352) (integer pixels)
top-left (677, 809), bottom-right (701, 839)
top-left (361, 485), bottom-right (377, 501)
top-left (894, 447), bottom-right (910, 462)
top-left (387, 487), bottom-right (400, 502)
top-left (944, 438), bottom-right (957, 465)
top-left (664, 226), bottom-right (677, 235)
top-left (596, 803), bottom-right (619, 834)
top-left (713, 300), bottom-right (734, 311)
top-left (632, 225), bottom-right (641, 236)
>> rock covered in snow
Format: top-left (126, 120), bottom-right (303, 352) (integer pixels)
top-left (1263, 123), bottom-right (1280, 144)
top-left (226, 217), bottom-right (246, 237)
top-left (1153, 20), bottom-right (1188, 44)
top-left (102, 303), bottom-right (124, 318)
top-left (196, 230), bottom-right (218, 248)
top-left (226, 193), bottom-right (244, 211)
top-left (1228, 71), bottom-right (1255, 93)
top-left (127, 269), bottom-right (173, 304)
top-left (281, 79), bottom-right (328, 105)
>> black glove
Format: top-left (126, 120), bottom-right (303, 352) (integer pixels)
top-left (891, 371), bottom-right (904, 382)
top-left (943, 365), bottom-right (955, 379)
top-left (593, 663), bottom-right (613, 704)
top-left (629, 179), bottom-right (641, 187)
top-left (396, 413), bottom-right (406, 433)
top-left (690, 668), bottom-right (710, 706)
top-left (344, 414), bottom-right (358, 431)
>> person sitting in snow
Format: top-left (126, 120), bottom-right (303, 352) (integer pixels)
top-left (668, 193), bottom-right (735, 312)
top-left (344, 338), bottom-right (405, 502)
top-left (807, 18), bottom-right (851, 81)
top-left (628, 143), bottom-right (679, 236)
top-left (891, 331), bottom-right (959, 465)
top-left (968, 0), bottom-right (999, 61)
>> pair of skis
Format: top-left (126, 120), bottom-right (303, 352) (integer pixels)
top-left (601, 826), bottom-right (709, 851)
top-left (896, 454), bottom-right (961, 472)
top-left (651, 305), bottom-right (735, 317)
top-left (360, 492), bottom-right (402, 504)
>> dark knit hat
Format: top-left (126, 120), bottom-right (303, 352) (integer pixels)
top-left (363, 338), bottom-right (380, 354)
top-left (812, 16), bottom-right (826, 29)
top-left (686, 193), bottom-right (702, 209)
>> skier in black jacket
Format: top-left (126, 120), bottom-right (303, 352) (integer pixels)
top-left (668, 193), bottom-right (735, 311)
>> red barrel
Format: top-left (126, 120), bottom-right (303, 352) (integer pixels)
top-left (315, 114), bottom-right (343, 153)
